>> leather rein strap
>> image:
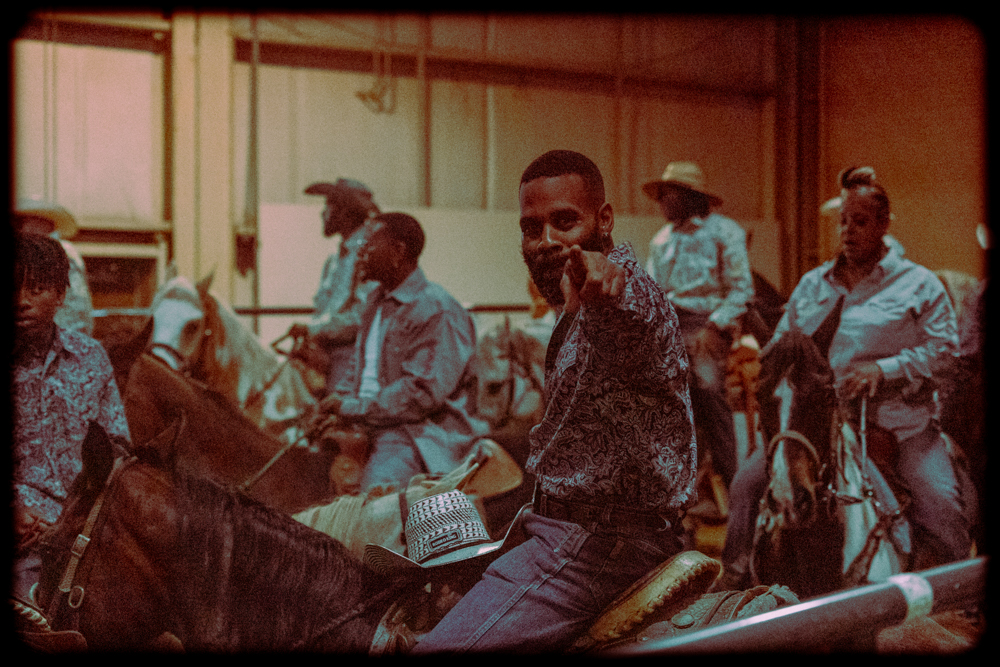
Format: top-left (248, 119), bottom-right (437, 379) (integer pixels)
top-left (47, 455), bottom-right (135, 629)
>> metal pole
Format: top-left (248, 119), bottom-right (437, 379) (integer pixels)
top-left (604, 557), bottom-right (986, 655)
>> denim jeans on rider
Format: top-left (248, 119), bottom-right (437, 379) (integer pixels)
top-left (896, 426), bottom-right (973, 563)
top-left (360, 428), bottom-right (426, 493)
top-left (721, 424), bottom-right (972, 581)
top-left (411, 510), bottom-right (683, 654)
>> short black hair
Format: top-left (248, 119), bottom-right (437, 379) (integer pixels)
top-left (371, 212), bottom-right (425, 260)
top-left (520, 150), bottom-right (606, 211)
top-left (15, 231), bottom-right (70, 294)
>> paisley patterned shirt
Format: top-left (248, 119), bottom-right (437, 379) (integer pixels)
top-left (645, 213), bottom-right (754, 331)
top-left (13, 327), bottom-right (131, 524)
top-left (526, 244), bottom-right (698, 514)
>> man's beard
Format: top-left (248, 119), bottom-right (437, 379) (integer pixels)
top-left (521, 226), bottom-right (605, 308)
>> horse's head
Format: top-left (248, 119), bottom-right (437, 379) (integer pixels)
top-left (36, 420), bottom-right (183, 649)
top-left (106, 317), bottom-right (154, 392)
top-left (148, 274), bottom-right (215, 374)
top-left (756, 327), bottom-right (839, 539)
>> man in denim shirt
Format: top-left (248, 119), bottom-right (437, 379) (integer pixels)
top-left (412, 150), bottom-right (696, 653)
top-left (332, 212), bottom-right (488, 493)
top-left (643, 162), bottom-right (753, 490)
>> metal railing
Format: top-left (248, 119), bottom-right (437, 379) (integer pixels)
top-left (92, 304), bottom-right (530, 319)
top-left (604, 556), bottom-right (987, 655)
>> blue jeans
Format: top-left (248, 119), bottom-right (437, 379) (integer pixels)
top-left (722, 425), bottom-right (971, 578)
top-left (360, 429), bottom-right (427, 492)
top-left (676, 311), bottom-right (738, 489)
top-left (896, 427), bottom-right (973, 563)
top-left (411, 511), bottom-right (682, 654)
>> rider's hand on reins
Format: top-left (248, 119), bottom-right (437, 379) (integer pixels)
top-left (838, 362), bottom-right (883, 401)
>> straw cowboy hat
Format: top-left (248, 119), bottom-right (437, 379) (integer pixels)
top-left (14, 199), bottom-right (79, 239)
top-left (642, 162), bottom-right (723, 207)
top-left (364, 489), bottom-right (529, 574)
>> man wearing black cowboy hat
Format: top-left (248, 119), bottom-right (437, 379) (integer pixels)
top-left (643, 162), bottom-right (754, 491)
top-left (411, 150), bottom-right (696, 654)
top-left (289, 178), bottom-right (381, 395)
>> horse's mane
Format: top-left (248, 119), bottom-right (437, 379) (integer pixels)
top-left (171, 468), bottom-right (400, 652)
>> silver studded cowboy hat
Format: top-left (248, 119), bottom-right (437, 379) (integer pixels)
top-left (13, 199), bottom-right (79, 239)
top-left (364, 489), bottom-right (529, 575)
top-left (642, 162), bottom-right (724, 208)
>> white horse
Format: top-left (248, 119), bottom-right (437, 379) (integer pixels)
top-left (148, 272), bottom-right (317, 447)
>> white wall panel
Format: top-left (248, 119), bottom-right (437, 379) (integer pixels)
top-left (13, 40), bottom-right (163, 227)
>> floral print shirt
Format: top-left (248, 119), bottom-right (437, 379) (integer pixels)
top-left (526, 244), bottom-right (698, 514)
top-left (12, 327), bottom-right (131, 523)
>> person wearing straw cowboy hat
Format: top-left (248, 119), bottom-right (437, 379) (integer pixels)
top-left (13, 199), bottom-right (94, 337)
top-left (410, 150), bottom-right (697, 654)
top-left (288, 178), bottom-right (381, 396)
top-left (642, 162), bottom-right (753, 492)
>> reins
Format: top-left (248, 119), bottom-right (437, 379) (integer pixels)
top-left (236, 427), bottom-right (310, 495)
top-left (148, 310), bottom-right (314, 497)
top-left (46, 455), bottom-right (136, 630)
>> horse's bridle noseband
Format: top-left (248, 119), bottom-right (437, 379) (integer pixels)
top-left (148, 342), bottom-right (191, 375)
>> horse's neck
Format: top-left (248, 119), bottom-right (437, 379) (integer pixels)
top-left (204, 298), bottom-right (282, 406)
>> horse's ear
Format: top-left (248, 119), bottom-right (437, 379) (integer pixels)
top-left (107, 317), bottom-right (155, 382)
top-left (137, 413), bottom-right (187, 470)
top-left (80, 421), bottom-right (115, 493)
top-left (196, 271), bottom-right (215, 299)
top-left (165, 262), bottom-right (178, 282)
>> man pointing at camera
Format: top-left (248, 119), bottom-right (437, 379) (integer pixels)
top-left (412, 150), bottom-right (697, 653)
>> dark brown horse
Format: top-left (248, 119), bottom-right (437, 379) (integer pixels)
top-left (106, 319), bottom-right (339, 514)
top-left (750, 310), bottom-right (909, 599)
top-left (35, 420), bottom-right (414, 652)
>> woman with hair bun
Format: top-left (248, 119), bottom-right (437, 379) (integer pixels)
top-left (716, 165), bottom-right (972, 590)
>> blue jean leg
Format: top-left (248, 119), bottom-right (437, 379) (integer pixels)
top-left (411, 512), bottom-right (681, 654)
top-left (896, 427), bottom-right (971, 563)
top-left (360, 429), bottom-right (427, 493)
top-left (720, 446), bottom-right (768, 577)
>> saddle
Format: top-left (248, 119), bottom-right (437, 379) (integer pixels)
top-left (590, 584), bottom-right (800, 651)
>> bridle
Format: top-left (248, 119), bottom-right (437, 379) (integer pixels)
top-left (145, 298), bottom-right (315, 498)
top-left (42, 455), bottom-right (137, 632)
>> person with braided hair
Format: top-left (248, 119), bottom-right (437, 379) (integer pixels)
top-left (715, 165), bottom-right (970, 590)
top-left (12, 231), bottom-right (131, 605)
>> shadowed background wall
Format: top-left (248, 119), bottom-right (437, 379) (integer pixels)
top-left (12, 13), bottom-right (985, 344)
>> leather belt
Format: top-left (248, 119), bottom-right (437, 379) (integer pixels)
top-left (534, 492), bottom-right (679, 532)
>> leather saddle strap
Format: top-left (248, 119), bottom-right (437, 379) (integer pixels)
top-left (696, 591), bottom-right (744, 629)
